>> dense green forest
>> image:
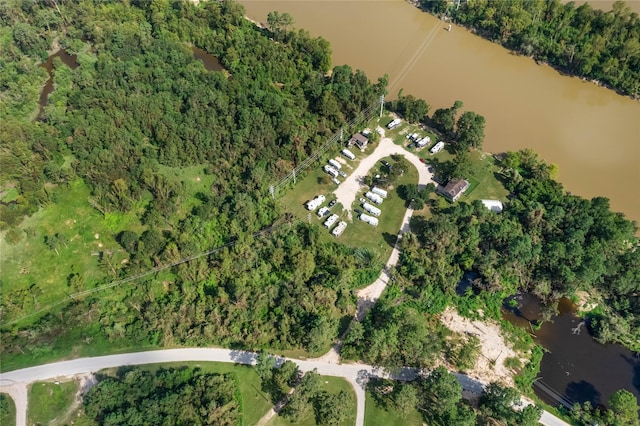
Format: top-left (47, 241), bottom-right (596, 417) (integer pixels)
top-left (81, 367), bottom-right (240, 425)
top-left (0, 0), bottom-right (385, 363)
top-left (420, 0), bottom-right (640, 98)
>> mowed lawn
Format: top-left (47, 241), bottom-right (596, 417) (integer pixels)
top-left (269, 376), bottom-right (356, 426)
top-left (28, 380), bottom-right (78, 426)
top-left (278, 151), bottom-right (419, 263)
top-left (364, 388), bottom-right (423, 426)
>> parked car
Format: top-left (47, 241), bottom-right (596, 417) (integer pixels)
top-left (419, 158), bottom-right (427, 164)
top-left (332, 177), bottom-right (340, 185)
top-left (381, 160), bottom-right (391, 168)
top-left (338, 171), bottom-right (347, 177)
top-left (328, 200), bottom-right (337, 207)
top-left (359, 198), bottom-right (366, 203)
top-left (408, 143), bottom-right (416, 149)
top-left (355, 209), bottom-right (363, 215)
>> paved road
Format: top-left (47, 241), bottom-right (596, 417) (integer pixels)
top-left (0, 348), bottom-right (568, 426)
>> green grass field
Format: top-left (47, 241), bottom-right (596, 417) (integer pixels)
top-left (278, 153), bottom-right (419, 265)
top-left (0, 393), bottom-right (16, 426)
top-left (364, 388), bottom-right (423, 426)
top-left (28, 380), bottom-right (78, 425)
top-left (0, 179), bottom-right (142, 324)
top-left (268, 376), bottom-right (356, 426)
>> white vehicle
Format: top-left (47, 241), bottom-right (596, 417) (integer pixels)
top-left (305, 195), bottom-right (326, 211)
top-left (362, 202), bottom-right (381, 217)
top-left (371, 186), bottom-right (388, 198)
top-left (430, 141), bottom-right (445, 155)
top-left (323, 164), bottom-right (339, 177)
top-left (331, 221), bottom-right (347, 237)
top-left (317, 206), bottom-right (330, 217)
top-left (365, 191), bottom-right (383, 205)
top-left (338, 170), bottom-right (347, 177)
top-left (324, 214), bottom-right (339, 228)
top-left (417, 136), bottom-right (431, 147)
top-left (341, 149), bottom-right (356, 160)
top-left (332, 177), bottom-right (340, 185)
top-left (328, 159), bottom-right (342, 170)
top-left (359, 213), bottom-right (379, 227)
top-left (387, 118), bottom-right (402, 129)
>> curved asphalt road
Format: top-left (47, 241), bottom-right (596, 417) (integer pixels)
top-left (0, 348), bottom-right (567, 426)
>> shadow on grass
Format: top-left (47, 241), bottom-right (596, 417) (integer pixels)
top-left (382, 232), bottom-right (397, 248)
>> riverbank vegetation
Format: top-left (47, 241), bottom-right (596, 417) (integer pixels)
top-left (0, 394), bottom-right (16, 426)
top-left (419, 0), bottom-right (640, 98)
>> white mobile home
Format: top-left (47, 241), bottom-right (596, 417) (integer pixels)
top-left (365, 191), bottom-right (383, 205)
top-left (317, 206), bottom-right (330, 217)
top-left (324, 214), bottom-right (339, 228)
top-left (306, 195), bottom-right (326, 211)
top-left (341, 149), bottom-right (356, 160)
top-left (328, 159), bottom-right (342, 170)
top-left (362, 202), bottom-right (381, 217)
top-left (332, 221), bottom-right (347, 237)
top-left (371, 186), bottom-right (388, 198)
top-left (359, 213), bottom-right (379, 227)
top-left (430, 141), bottom-right (445, 154)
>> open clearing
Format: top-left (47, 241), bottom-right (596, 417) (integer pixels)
top-left (27, 380), bottom-right (77, 426)
top-left (364, 386), bottom-right (423, 426)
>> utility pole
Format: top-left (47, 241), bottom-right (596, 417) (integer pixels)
top-left (292, 167), bottom-right (296, 184)
top-left (379, 94), bottom-right (385, 118)
top-left (269, 185), bottom-right (275, 200)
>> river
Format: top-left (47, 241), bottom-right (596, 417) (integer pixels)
top-left (241, 0), bottom-right (640, 225)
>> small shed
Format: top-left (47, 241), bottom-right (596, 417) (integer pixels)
top-left (438, 178), bottom-right (470, 202)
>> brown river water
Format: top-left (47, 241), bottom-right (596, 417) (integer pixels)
top-left (241, 0), bottom-right (640, 224)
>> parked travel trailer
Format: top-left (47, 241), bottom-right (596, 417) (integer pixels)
top-left (317, 207), bottom-right (330, 217)
top-left (341, 149), bottom-right (356, 160)
top-left (324, 214), bottom-right (339, 228)
top-left (306, 195), bottom-right (326, 211)
top-left (417, 136), bottom-right (431, 147)
top-left (328, 159), bottom-right (342, 170)
top-left (365, 191), bottom-right (383, 205)
top-left (359, 213), bottom-right (379, 227)
top-left (387, 118), bottom-right (402, 129)
top-left (371, 186), bottom-right (388, 198)
top-left (362, 202), bottom-right (381, 217)
top-left (332, 221), bottom-right (347, 237)
top-left (323, 164), bottom-right (339, 177)
top-left (430, 141), bottom-right (445, 154)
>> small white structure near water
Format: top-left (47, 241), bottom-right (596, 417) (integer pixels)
top-left (362, 202), bottom-right (381, 217)
top-left (324, 214), bottom-right (339, 228)
top-left (360, 213), bottom-right (379, 227)
top-left (328, 159), bottom-right (342, 170)
top-left (371, 186), bottom-right (388, 199)
top-left (332, 221), bottom-right (347, 237)
top-left (306, 195), bottom-right (325, 211)
top-left (365, 191), bottom-right (383, 205)
top-left (481, 199), bottom-right (504, 213)
top-left (430, 141), bottom-right (445, 154)
top-left (341, 149), bottom-right (356, 160)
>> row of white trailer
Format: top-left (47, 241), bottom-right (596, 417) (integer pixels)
top-left (407, 132), bottom-right (432, 148)
top-left (387, 118), bottom-right (402, 129)
top-left (430, 141), bottom-right (445, 154)
top-left (324, 214), bottom-right (347, 236)
top-left (365, 191), bottom-right (383, 205)
top-left (306, 194), bottom-right (325, 211)
top-left (359, 213), bottom-right (378, 227)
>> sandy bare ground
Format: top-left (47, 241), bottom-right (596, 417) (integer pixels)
top-left (333, 127), bottom-right (433, 221)
top-left (440, 307), bottom-right (523, 387)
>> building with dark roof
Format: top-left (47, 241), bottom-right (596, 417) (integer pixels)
top-left (348, 133), bottom-right (369, 150)
top-left (438, 178), bottom-right (470, 202)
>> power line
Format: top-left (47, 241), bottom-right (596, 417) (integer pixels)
top-left (3, 223), bottom-right (286, 327)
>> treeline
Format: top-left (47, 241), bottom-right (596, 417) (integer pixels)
top-left (370, 366), bottom-right (541, 425)
top-left (81, 366), bottom-right (240, 425)
top-left (420, 0), bottom-right (640, 98)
